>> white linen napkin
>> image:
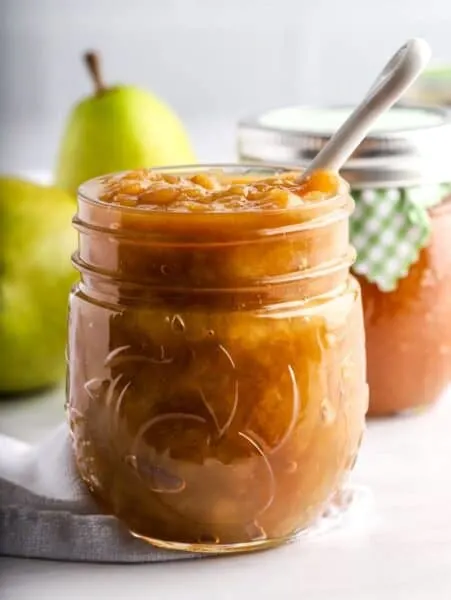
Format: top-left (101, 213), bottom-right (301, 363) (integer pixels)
top-left (0, 423), bottom-right (367, 563)
top-left (0, 424), bottom-right (199, 562)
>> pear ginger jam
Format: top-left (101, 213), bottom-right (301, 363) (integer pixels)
top-left (67, 165), bottom-right (367, 553)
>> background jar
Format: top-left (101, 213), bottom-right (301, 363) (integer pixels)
top-left (238, 105), bottom-right (451, 416)
top-left (68, 164), bottom-right (367, 554)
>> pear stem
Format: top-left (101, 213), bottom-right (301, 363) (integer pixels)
top-left (84, 51), bottom-right (106, 95)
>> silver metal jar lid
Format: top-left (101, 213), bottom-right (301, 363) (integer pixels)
top-left (237, 104), bottom-right (451, 188)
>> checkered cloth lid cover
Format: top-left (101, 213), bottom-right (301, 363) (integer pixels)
top-left (350, 184), bottom-right (450, 292)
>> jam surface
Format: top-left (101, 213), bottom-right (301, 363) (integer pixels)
top-left (69, 167), bottom-right (367, 551)
top-left (98, 169), bottom-right (341, 211)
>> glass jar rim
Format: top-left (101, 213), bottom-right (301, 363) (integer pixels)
top-left (77, 163), bottom-right (349, 218)
top-left (74, 163), bottom-right (354, 301)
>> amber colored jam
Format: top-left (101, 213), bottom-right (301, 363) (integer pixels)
top-left (358, 198), bottom-right (451, 417)
top-left (68, 165), bottom-right (368, 553)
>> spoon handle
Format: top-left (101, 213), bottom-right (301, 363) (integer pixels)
top-left (300, 38), bottom-right (431, 179)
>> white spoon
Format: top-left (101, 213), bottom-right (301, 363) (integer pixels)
top-left (298, 38), bottom-right (431, 181)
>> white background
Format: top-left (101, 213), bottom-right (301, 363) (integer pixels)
top-left (2, 0), bottom-right (451, 172)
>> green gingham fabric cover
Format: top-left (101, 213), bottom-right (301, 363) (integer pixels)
top-left (350, 184), bottom-right (450, 292)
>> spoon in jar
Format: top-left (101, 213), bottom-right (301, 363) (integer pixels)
top-left (298, 38), bottom-right (431, 181)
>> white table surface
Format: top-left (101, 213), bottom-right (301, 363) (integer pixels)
top-left (1, 389), bottom-right (451, 599)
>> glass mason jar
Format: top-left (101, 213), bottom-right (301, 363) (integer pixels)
top-left (67, 164), bottom-right (367, 553)
top-left (238, 105), bottom-right (451, 416)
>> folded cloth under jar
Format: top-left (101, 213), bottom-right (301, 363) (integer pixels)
top-left (0, 424), bottom-right (366, 563)
top-left (0, 424), bottom-right (199, 563)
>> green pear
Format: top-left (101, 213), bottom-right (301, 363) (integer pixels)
top-left (0, 178), bottom-right (77, 394)
top-left (55, 51), bottom-right (196, 195)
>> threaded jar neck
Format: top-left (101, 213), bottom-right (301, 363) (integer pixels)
top-left (73, 165), bottom-right (354, 306)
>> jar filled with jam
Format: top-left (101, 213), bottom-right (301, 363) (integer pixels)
top-left (67, 164), bottom-right (367, 553)
top-left (239, 105), bottom-right (451, 416)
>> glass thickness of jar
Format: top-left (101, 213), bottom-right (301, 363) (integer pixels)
top-left (67, 164), bottom-right (368, 554)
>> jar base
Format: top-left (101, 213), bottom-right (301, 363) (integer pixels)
top-left (128, 483), bottom-right (371, 555)
top-left (367, 401), bottom-right (437, 418)
top-left (129, 531), bottom-right (289, 555)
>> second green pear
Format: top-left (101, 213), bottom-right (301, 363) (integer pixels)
top-left (55, 52), bottom-right (196, 196)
